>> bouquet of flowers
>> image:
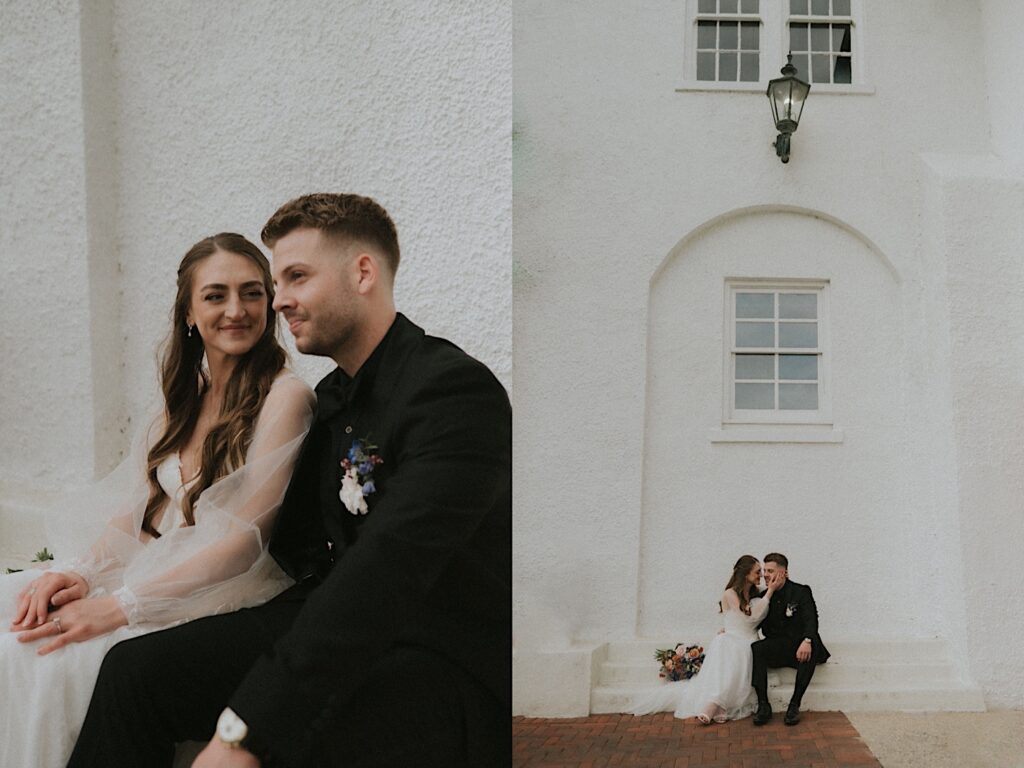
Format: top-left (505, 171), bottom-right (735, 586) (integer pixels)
top-left (654, 643), bottom-right (705, 682)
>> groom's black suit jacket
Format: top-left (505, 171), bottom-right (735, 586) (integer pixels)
top-left (757, 579), bottom-right (830, 664)
top-left (228, 314), bottom-right (511, 760)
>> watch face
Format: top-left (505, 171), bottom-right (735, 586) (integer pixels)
top-left (218, 708), bottom-right (248, 743)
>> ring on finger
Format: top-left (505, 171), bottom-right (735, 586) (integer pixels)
top-left (27, 587), bottom-right (37, 596)
top-left (51, 617), bottom-right (62, 634)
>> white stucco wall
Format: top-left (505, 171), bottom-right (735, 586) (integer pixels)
top-left (923, 153), bottom-right (1024, 708)
top-left (981, 0), bottom-right (1024, 168)
top-left (514, 0), bottom-right (1021, 710)
top-left (1, 1), bottom-right (100, 484)
top-left (1, 0), bottom-right (510, 504)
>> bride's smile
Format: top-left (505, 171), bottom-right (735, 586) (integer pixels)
top-left (187, 250), bottom-right (269, 363)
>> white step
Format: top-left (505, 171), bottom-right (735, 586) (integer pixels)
top-left (592, 639), bottom-right (985, 714)
top-left (598, 659), bottom-right (957, 686)
top-left (605, 639), bottom-right (950, 664)
top-left (591, 683), bottom-right (987, 714)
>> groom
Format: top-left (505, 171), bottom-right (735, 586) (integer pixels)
top-left (68, 194), bottom-right (511, 767)
top-left (751, 553), bottom-right (829, 727)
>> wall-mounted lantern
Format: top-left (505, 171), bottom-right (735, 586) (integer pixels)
top-left (766, 54), bottom-right (810, 164)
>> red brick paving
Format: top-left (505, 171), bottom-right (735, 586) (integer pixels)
top-left (513, 711), bottom-right (882, 767)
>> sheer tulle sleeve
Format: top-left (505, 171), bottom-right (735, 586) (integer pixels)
top-left (47, 374), bottom-right (315, 628)
top-left (114, 375), bottom-right (314, 626)
top-left (45, 416), bottom-right (157, 594)
top-left (746, 596), bottom-right (770, 625)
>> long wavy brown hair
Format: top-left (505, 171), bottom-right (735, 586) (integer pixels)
top-left (141, 233), bottom-right (286, 538)
top-left (721, 555), bottom-right (760, 615)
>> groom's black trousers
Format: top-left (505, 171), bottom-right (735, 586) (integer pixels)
top-left (751, 637), bottom-right (817, 707)
top-left (66, 584), bottom-right (506, 768)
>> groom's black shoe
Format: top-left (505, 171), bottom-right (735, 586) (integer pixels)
top-left (784, 703), bottom-right (801, 726)
top-left (752, 702), bottom-right (772, 725)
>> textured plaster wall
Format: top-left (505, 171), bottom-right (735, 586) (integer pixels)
top-left (112, 0), bottom-right (511, 432)
top-left (0, 1), bottom-right (99, 484)
top-left (1, 1), bottom-right (510, 497)
top-left (980, 0), bottom-right (1024, 167)
top-left (514, 0), bottom-right (1018, 707)
top-left (925, 154), bottom-right (1024, 708)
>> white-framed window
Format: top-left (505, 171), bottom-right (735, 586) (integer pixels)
top-left (695, 0), bottom-right (762, 83)
top-left (680, 0), bottom-right (869, 93)
top-left (787, 0), bottom-right (853, 85)
top-left (723, 279), bottom-right (831, 425)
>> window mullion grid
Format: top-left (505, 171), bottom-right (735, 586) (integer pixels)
top-left (787, 12), bottom-right (853, 84)
top-left (727, 283), bottom-right (828, 423)
top-left (788, 15), bottom-right (854, 22)
top-left (773, 292), bottom-right (779, 410)
top-left (696, 10), bottom-right (761, 83)
top-left (717, 22), bottom-right (722, 80)
top-left (695, 14), bottom-right (761, 21)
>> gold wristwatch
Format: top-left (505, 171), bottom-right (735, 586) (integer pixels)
top-left (216, 707), bottom-right (249, 749)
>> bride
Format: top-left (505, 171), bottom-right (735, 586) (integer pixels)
top-left (0, 233), bottom-right (315, 767)
top-left (631, 555), bottom-right (782, 724)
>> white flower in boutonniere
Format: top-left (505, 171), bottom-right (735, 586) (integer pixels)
top-left (339, 438), bottom-right (384, 515)
top-left (785, 602), bottom-right (798, 617)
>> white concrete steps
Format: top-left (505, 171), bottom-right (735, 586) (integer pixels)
top-left (598, 658), bottom-right (958, 686)
top-left (603, 638), bottom-right (951, 664)
top-left (591, 639), bottom-right (986, 713)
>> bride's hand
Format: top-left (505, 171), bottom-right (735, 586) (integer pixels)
top-left (11, 571), bottom-right (89, 629)
top-left (13, 596), bottom-right (127, 655)
top-left (764, 572), bottom-right (782, 594)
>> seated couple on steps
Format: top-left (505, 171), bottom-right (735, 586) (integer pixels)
top-left (631, 553), bottom-right (829, 727)
top-left (0, 193), bottom-right (511, 768)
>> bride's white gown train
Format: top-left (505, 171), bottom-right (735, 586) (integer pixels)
top-left (630, 597), bottom-right (769, 721)
top-left (0, 374), bottom-right (313, 768)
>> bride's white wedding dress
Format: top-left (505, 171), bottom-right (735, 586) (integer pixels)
top-left (631, 596), bottom-right (769, 721)
top-left (0, 374), bottom-right (313, 768)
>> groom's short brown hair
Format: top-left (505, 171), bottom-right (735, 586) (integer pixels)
top-left (261, 192), bottom-right (400, 276)
top-left (763, 552), bottom-right (788, 569)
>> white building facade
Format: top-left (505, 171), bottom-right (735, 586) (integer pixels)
top-left (514, 0), bottom-right (1024, 715)
top-left (0, 1), bottom-right (510, 554)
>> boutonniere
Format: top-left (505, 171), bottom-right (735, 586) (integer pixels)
top-left (785, 602), bottom-right (798, 617)
top-left (339, 439), bottom-right (384, 515)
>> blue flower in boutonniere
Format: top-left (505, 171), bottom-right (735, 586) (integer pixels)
top-left (339, 439), bottom-right (384, 515)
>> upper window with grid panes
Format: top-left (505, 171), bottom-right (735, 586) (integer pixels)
top-left (683, 0), bottom-right (864, 92)
top-left (696, 0), bottom-right (762, 83)
top-left (787, 0), bottom-right (852, 85)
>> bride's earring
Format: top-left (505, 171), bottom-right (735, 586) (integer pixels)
top-left (187, 323), bottom-right (194, 338)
